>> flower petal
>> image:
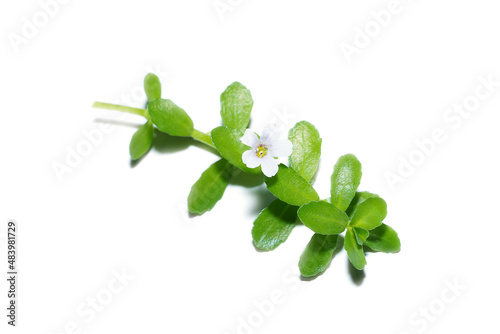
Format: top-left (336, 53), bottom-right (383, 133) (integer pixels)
top-left (242, 150), bottom-right (261, 168)
top-left (241, 129), bottom-right (259, 149)
top-left (260, 155), bottom-right (279, 177)
top-left (260, 126), bottom-right (279, 145)
top-left (269, 139), bottom-right (293, 158)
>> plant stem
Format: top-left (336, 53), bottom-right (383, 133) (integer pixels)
top-left (92, 102), bottom-right (151, 121)
top-left (191, 129), bottom-right (215, 149)
top-left (93, 101), bottom-right (216, 150)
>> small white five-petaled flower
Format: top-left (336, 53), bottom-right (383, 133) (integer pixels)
top-left (241, 126), bottom-right (293, 177)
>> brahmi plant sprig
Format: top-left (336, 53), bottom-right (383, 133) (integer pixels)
top-left (93, 73), bottom-right (401, 277)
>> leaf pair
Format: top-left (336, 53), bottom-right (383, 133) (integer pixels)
top-left (129, 73), bottom-right (197, 160)
top-left (145, 73), bottom-right (194, 137)
top-left (345, 191), bottom-right (400, 262)
top-left (297, 154), bottom-right (361, 276)
top-left (128, 73), bottom-right (160, 160)
top-left (296, 154), bottom-right (362, 235)
top-left (187, 82), bottom-right (254, 214)
top-left (297, 155), bottom-right (400, 276)
top-left (300, 190), bottom-right (400, 276)
top-left (344, 194), bottom-right (387, 270)
top-left (252, 121), bottom-right (322, 251)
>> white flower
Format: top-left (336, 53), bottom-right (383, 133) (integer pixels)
top-left (241, 126), bottom-right (293, 177)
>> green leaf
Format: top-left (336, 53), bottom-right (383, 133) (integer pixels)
top-left (345, 191), bottom-right (379, 218)
top-left (330, 154), bottom-right (362, 211)
top-left (187, 159), bottom-right (235, 214)
top-left (144, 73), bottom-right (161, 102)
top-left (350, 197), bottom-right (387, 230)
top-left (220, 82), bottom-right (253, 131)
top-left (211, 126), bottom-right (261, 174)
top-left (129, 121), bottom-right (154, 160)
top-left (297, 201), bottom-right (348, 235)
top-left (252, 200), bottom-right (297, 251)
top-left (299, 233), bottom-right (339, 277)
top-left (148, 98), bottom-right (193, 137)
top-left (288, 121), bottom-right (322, 182)
top-left (363, 224), bottom-right (401, 253)
top-left (344, 228), bottom-right (366, 270)
top-left (353, 227), bottom-right (369, 245)
top-left (265, 164), bottom-right (320, 207)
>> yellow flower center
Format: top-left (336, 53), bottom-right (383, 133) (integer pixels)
top-left (256, 145), bottom-right (268, 158)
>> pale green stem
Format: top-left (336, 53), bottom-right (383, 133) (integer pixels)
top-left (93, 101), bottom-right (217, 150)
top-left (92, 102), bottom-right (151, 121)
top-left (191, 129), bottom-right (215, 149)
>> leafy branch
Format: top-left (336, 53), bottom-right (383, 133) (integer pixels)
top-left (93, 73), bottom-right (401, 278)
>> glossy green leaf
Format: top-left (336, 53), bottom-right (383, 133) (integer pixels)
top-left (288, 121), bottom-right (322, 182)
top-left (345, 191), bottom-right (379, 218)
top-left (220, 82), bottom-right (253, 131)
top-left (344, 228), bottom-right (366, 270)
top-left (252, 200), bottom-right (297, 251)
top-left (129, 121), bottom-right (154, 160)
top-left (297, 201), bottom-right (348, 235)
top-left (350, 197), bottom-right (387, 230)
top-left (148, 98), bottom-right (193, 137)
top-left (353, 227), bottom-right (369, 245)
top-left (330, 154), bottom-right (362, 211)
top-left (144, 73), bottom-right (161, 102)
top-left (363, 224), bottom-right (401, 253)
top-left (299, 233), bottom-right (339, 277)
top-left (187, 159), bottom-right (235, 214)
top-left (211, 126), bottom-right (261, 174)
top-left (265, 164), bottom-right (320, 207)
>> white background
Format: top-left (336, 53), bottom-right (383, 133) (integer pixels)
top-left (1, 0), bottom-right (500, 333)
